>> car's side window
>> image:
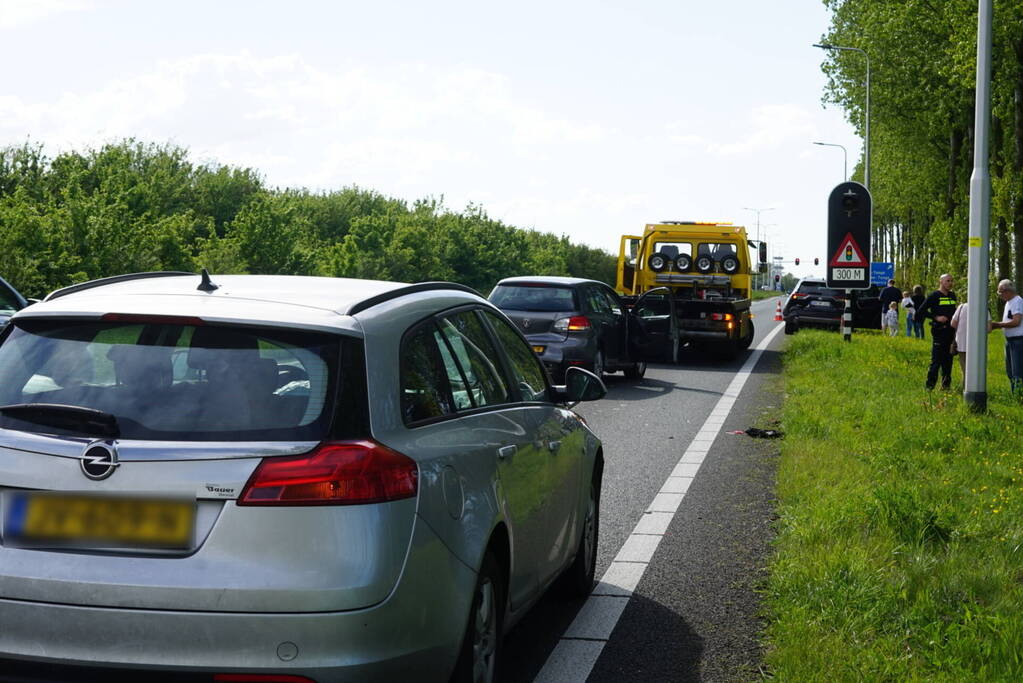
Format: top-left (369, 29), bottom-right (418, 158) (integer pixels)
top-left (586, 287), bottom-right (610, 314)
top-left (481, 310), bottom-right (549, 402)
top-left (436, 311), bottom-right (510, 407)
top-left (602, 288), bottom-right (623, 315)
top-left (400, 323), bottom-right (456, 423)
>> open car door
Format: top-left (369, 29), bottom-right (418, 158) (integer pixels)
top-left (626, 286), bottom-right (679, 363)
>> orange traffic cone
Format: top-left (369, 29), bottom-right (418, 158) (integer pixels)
top-left (774, 300), bottom-right (783, 321)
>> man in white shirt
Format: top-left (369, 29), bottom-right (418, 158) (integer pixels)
top-left (991, 279), bottom-right (1023, 395)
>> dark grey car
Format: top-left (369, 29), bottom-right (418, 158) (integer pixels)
top-left (489, 276), bottom-right (646, 382)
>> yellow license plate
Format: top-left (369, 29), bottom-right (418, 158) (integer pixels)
top-left (532, 345), bottom-right (546, 354)
top-left (5, 492), bottom-right (195, 549)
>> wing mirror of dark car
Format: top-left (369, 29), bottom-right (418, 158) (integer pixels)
top-left (553, 366), bottom-right (607, 407)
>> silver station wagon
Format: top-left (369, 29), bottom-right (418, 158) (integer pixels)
top-left (0, 272), bottom-right (605, 682)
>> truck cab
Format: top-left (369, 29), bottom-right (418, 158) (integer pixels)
top-left (616, 222), bottom-right (767, 360)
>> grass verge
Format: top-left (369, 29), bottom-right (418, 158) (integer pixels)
top-left (764, 329), bottom-right (1023, 681)
top-left (752, 290), bottom-right (785, 301)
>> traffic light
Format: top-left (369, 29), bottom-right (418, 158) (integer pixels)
top-left (794, 257), bottom-right (800, 266)
top-left (814, 257), bottom-right (819, 266)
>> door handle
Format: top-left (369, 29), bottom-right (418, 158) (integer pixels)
top-left (547, 440), bottom-right (562, 452)
top-left (497, 445), bottom-right (518, 460)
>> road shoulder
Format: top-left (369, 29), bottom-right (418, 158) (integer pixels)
top-left (587, 337), bottom-right (784, 681)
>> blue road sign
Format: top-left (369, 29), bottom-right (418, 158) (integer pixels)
top-left (870, 262), bottom-right (894, 286)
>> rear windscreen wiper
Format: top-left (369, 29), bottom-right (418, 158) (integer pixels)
top-left (0, 403), bottom-right (120, 438)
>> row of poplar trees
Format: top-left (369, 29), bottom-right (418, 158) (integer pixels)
top-left (821, 0), bottom-right (1023, 293)
top-left (0, 141), bottom-right (616, 299)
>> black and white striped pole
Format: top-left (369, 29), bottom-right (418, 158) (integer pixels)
top-left (843, 290), bottom-right (852, 342)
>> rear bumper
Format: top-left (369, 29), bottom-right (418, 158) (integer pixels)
top-left (788, 314), bottom-right (841, 328)
top-left (528, 335), bottom-right (594, 379)
top-left (0, 516), bottom-right (475, 682)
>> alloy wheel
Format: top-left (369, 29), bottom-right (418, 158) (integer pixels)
top-left (472, 577), bottom-right (497, 683)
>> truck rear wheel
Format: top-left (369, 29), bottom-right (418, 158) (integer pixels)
top-left (740, 320), bottom-right (754, 349)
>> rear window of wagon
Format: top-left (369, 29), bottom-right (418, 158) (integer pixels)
top-left (0, 319), bottom-right (362, 441)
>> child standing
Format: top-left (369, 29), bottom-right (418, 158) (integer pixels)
top-left (884, 301), bottom-right (900, 337)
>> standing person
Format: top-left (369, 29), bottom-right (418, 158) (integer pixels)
top-left (916, 274), bottom-right (958, 390)
top-left (879, 279), bottom-right (902, 329)
top-left (901, 290), bottom-right (915, 337)
top-left (990, 279), bottom-right (1023, 395)
top-left (884, 302), bottom-right (900, 337)
top-left (911, 284), bottom-right (926, 339)
top-left (950, 302), bottom-right (991, 378)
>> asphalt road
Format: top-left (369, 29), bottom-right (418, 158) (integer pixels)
top-left (500, 297), bottom-right (786, 682)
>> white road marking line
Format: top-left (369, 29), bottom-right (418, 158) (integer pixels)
top-left (533, 320), bottom-right (785, 683)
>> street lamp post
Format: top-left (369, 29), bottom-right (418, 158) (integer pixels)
top-left (743, 206), bottom-right (774, 290)
top-left (813, 141), bottom-right (848, 181)
top-left (814, 43), bottom-right (870, 192)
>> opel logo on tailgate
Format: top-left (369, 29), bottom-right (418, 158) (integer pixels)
top-left (80, 441), bottom-right (119, 480)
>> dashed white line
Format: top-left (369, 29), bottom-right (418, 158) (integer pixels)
top-left (533, 319), bottom-right (785, 683)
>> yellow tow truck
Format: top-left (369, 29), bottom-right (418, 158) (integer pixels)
top-left (616, 221), bottom-right (767, 360)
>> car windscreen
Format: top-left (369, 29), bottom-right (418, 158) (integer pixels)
top-left (0, 319), bottom-right (344, 441)
top-left (797, 283), bottom-right (845, 298)
top-left (489, 285), bottom-right (578, 312)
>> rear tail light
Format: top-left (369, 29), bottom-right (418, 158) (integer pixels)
top-left (238, 440), bottom-right (418, 506)
top-left (214, 675), bottom-right (317, 682)
top-left (553, 316), bottom-right (591, 333)
top-left (709, 313), bottom-right (733, 321)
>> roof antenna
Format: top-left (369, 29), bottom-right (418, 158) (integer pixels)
top-left (197, 268), bottom-right (219, 293)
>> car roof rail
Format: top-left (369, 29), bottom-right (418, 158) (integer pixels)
top-left (44, 271), bottom-right (196, 302)
top-left (346, 281), bottom-right (482, 315)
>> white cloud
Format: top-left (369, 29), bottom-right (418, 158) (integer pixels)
top-left (0, 0), bottom-right (93, 29)
top-left (706, 104), bottom-right (816, 156)
top-left (0, 52), bottom-right (613, 193)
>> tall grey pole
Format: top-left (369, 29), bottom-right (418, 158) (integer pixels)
top-left (965, 0), bottom-right (993, 411)
top-left (743, 206), bottom-right (774, 290)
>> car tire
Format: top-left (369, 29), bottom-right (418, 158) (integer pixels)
top-left (721, 255), bottom-right (740, 274)
top-left (451, 552), bottom-right (504, 683)
top-left (624, 361), bottom-right (646, 379)
top-left (674, 254), bottom-right (692, 272)
top-left (695, 255), bottom-right (713, 274)
top-left (560, 472), bottom-right (600, 598)
top-left (784, 320), bottom-right (796, 335)
top-left (590, 350), bottom-right (604, 378)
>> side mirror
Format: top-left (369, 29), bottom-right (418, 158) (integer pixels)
top-left (758, 242), bottom-right (768, 265)
top-left (553, 367), bottom-right (607, 405)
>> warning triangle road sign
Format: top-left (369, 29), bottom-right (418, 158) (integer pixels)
top-left (829, 232), bottom-right (868, 267)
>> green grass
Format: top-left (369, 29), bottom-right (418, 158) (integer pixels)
top-left (753, 289), bottom-right (785, 301)
top-left (764, 329), bottom-right (1023, 682)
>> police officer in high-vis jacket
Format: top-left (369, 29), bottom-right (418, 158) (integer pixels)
top-left (916, 273), bottom-right (958, 390)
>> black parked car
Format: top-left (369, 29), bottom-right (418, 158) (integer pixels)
top-left (783, 277), bottom-right (881, 334)
top-left (489, 276), bottom-right (647, 381)
top-left (0, 276), bottom-right (29, 331)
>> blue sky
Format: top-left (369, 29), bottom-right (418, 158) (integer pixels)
top-left (0, 0), bottom-right (862, 278)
